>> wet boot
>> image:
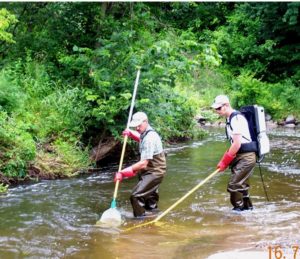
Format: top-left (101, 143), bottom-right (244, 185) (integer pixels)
top-left (130, 195), bottom-right (146, 217)
top-left (242, 191), bottom-right (253, 210)
top-left (145, 190), bottom-right (159, 211)
top-left (230, 192), bottom-right (244, 211)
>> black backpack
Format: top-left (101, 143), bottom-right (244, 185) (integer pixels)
top-left (226, 105), bottom-right (270, 162)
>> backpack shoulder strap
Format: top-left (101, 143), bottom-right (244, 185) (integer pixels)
top-left (225, 111), bottom-right (240, 139)
top-left (226, 111), bottom-right (240, 130)
top-left (227, 111), bottom-right (252, 142)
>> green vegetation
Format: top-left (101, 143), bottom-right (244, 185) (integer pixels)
top-left (0, 2), bottom-right (299, 183)
top-left (0, 183), bottom-right (8, 193)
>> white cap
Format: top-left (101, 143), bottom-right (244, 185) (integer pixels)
top-left (129, 112), bottom-right (148, 127)
top-left (211, 95), bottom-right (230, 109)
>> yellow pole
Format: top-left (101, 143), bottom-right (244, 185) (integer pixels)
top-left (112, 135), bottom-right (128, 200)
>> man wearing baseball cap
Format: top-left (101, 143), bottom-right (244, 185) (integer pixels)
top-left (212, 95), bottom-right (256, 211)
top-left (114, 112), bottom-right (166, 218)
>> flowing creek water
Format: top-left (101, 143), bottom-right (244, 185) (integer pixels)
top-left (0, 127), bottom-right (300, 259)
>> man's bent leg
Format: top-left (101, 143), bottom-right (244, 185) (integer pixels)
top-left (130, 174), bottom-right (162, 217)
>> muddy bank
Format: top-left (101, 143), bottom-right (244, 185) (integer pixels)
top-left (0, 137), bottom-right (136, 187)
top-left (0, 164), bottom-right (78, 187)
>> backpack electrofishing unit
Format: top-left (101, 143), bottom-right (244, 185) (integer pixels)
top-left (226, 105), bottom-right (270, 162)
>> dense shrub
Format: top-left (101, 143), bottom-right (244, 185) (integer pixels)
top-left (0, 73), bottom-right (26, 114)
top-left (229, 73), bottom-right (300, 120)
top-left (0, 112), bottom-right (36, 177)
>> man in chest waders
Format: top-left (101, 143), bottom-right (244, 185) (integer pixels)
top-left (114, 112), bottom-right (166, 218)
top-left (212, 95), bottom-right (256, 211)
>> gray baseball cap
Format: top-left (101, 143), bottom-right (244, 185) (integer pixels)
top-left (129, 112), bottom-right (148, 127)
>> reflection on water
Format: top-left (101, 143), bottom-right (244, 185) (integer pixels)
top-left (0, 128), bottom-right (300, 258)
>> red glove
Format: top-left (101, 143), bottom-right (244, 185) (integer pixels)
top-left (122, 129), bottom-right (140, 142)
top-left (217, 151), bottom-right (236, 172)
top-left (114, 172), bottom-right (123, 182)
top-left (114, 166), bottom-right (136, 182)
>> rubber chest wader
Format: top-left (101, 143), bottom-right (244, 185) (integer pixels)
top-left (226, 115), bottom-right (256, 211)
top-left (130, 130), bottom-right (166, 217)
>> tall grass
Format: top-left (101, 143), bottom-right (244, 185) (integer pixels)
top-left (0, 60), bottom-right (92, 178)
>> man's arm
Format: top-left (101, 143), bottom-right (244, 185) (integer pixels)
top-left (132, 159), bottom-right (149, 171)
top-left (228, 133), bottom-right (242, 155)
top-left (114, 159), bottom-right (149, 182)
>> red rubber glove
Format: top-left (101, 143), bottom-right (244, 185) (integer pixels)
top-left (122, 129), bottom-right (140, 142)
top-left (114, 172), bottom-right (123, 182)
top-left (114, 166), bottom-right (136, 182)
top-left (217, 151), bottom-right (236, 172)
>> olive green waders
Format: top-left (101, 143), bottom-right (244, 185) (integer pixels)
top-left (130, 152), bottom-right (166, 217)
top-left (227, 152), bottom-right (256, 210)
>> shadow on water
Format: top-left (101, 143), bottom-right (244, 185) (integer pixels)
top-left (0, 127), bottom-right (300, 258)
